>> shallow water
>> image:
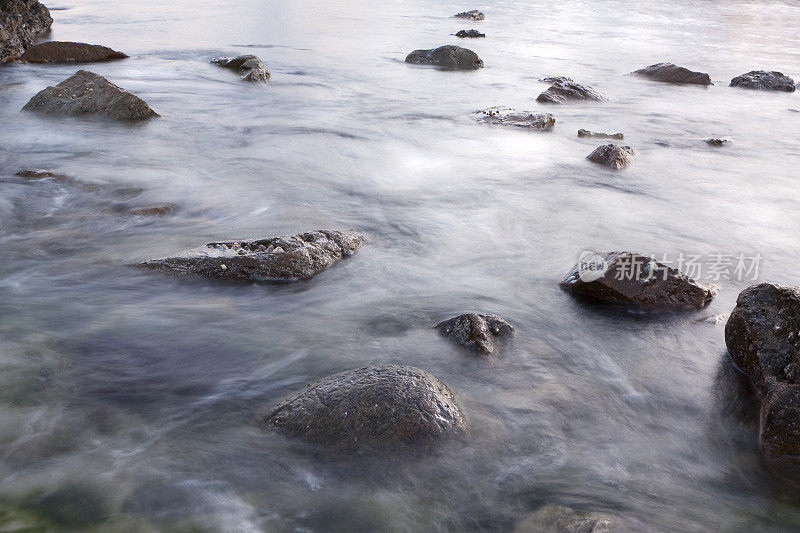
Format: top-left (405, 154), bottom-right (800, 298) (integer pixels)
top-left (1, 0), bottom-right (800, 530)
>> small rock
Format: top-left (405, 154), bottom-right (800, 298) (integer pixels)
top-left (14, 168), bottom-right (71, 182)
top-left (213, 55), bottom-right (270, 82)
top-left (537, 78), bottom-right (607, 103)
top-left (122, 204), bottom-right (177, 216)
top-left (454, 29), bottom-right (485, 38)
top-left (578, 129), bottom-right (624, 140)
top-left (699, 313), bottom-right (729, 325)
top-left (586, 144), bottom-right (635, 170)
top-left (0, 0), bottom-right (53, 62)
top-left (19, 41), bottom-right (128, 63)
top-left (515, 504), bottom-right (626, 533)
top-left (454, 10), bottom-right (484, 20)
top-left (633, 63), bottom-right (712, 85)
top-left (730, 70), bottom-right (795, 92)
top-left (435, 313), bottom-right (514, 355)
top-left (705, 138), bottom-right (731, 147)
top-left (475, 106), bottom-right (555, 131)
top-left (405, 45), bottom-right (483, 70)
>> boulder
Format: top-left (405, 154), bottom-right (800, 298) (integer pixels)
top-left (19, 41), bottom-right (128, 63)
top-left (586, 144), bottom-right (635, 170)
top-left (22, 70), bottom-right (158, 120)
top-left (405, 45), bottom-right (483, 70)
top-left (435, 313), bottom-right (514, 355)
top-left (537, 79), bottom-right (607, 103)
top-left (514, 504), bottom-right (625, 533)
top-left (578, 129), bottom-right (624, 140)
top-left (140, 229), bottom-right (363, 282)
top-left (267, 365), bottom-right (467, 451)
top-left (454, 29), bottom-right (484, 38)
top-left (212, 54), bottom-right (270, 82)
top-left (475, 106), bottom-right (555, 131)
top-left (454, 10), bottom-right (484, 20)
top-left (0, 0), bottom-right (52, 62)
top-left (633, 63), bottom-right (712, 85)
top-left (729, 70), bottom-right (795, 92)
top-left (561, 251), bottom-right (718, 310)
top-left (705, 138), bottom-right (730, 147)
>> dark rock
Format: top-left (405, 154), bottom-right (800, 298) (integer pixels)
top-left (536, 79), bottom-right (607, 103)
top-left (454, 10), bottom-right (484, 20)
top-left (730, 70), bottom-right (795, 92)
top-left (267, 364), bottom-right (467, 451)
top-left (212, 54), bottom-right (270, 82)
top-left (19, 41), bottom-right (128, 63)
top-left (633, 62), bottom-right (712, 85)
top-left (14, 168), bottom-right (71, 181)
top-left (454, 29), bottom-right (484, 38)
top-left (0, 0), bottom-right (52, 62)
top-left (435, 313), bottom-right (514, 355)
top-left (120, 204), bottom-right (177, 216)
top-left (22, 70), bottom-right (159, 121)
top-left (475, 106), bottom-right (555, 131)
top-left (140, 229), bottom-right (363, 283)
top-left (514, 504), bottom-right (626, 533)
top-left (586, 144), bottom-right (635, 170)
top-left (578, 129), bottom-right (624, 139)
top-left (705, 138), bottom-right (731, 146)
top-left (561, 251), bottom-right (718, 310)
top-left (405, 45), bottom-right (483, 70)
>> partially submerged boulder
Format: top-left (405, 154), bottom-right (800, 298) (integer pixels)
top-left (561, 251), bottom-right (718, 310)
top-left (454, 10), bottom-right (484, 20)
top-left (435, 313), bottom-right (514, 355)
top-left (514, 504), bottom-right (625, 533)
top-left (22, 70), bottom-right (159, 120)
top-left (537, 78), bottom-right (607, 103)
top-left (19, 41), bottom-right (128, 63)
top-left (730, 70), bottom-right (795, 92)
top-left (578, 129), bottom-right (624, 140)
top-left (586, 144), bottom-right (635, 170)
top-left (454, 29), bottom-right (484, 38)
top-left (405, 45), bottom-right (483, 70)
top-left (705, 138), bottom-right (731, 147)
top-left (212, 54), bottom-right (270, 82)
top-left (14, 168), bottom-right (71, 182)
top-left (475, 106), bottom-right (555, 131)
top-left (140, 229), bottom-right (363, 282)
top-left (267, 365), bottom-right (467, 451)
top-left (0, 0), bottom-right (52, 62)
top-left (633, 63), bottom-right (712, 85)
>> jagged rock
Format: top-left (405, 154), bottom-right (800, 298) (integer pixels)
top-left (515, 504), bottom-right (626, 533)
top-left (405, 45), bottom-right (483, 70)
top-left (633, 63), bottom-right (712, 85)
top-left (140, 229), bottom-right (363, 283)
top-left (475, 106), bottom-right (555, 131)
top-left (730, 70), bottom-right (795, 92)
top-left (454, 29), bottom-right (484, 38)
top-left (578, 129), bottom-right (624, 139)
top-left (19, 41), bottom-right (128, 63)
top-left (705, 138), bottom-right (731, 146)
top-left (212, 54), bottom-right (270, 82)
top-left (22, 70), bottom-right (158, 120)
top-left (586, 144), bottom-right (635, 169)
top-left (435, 313), bottom-right (514, 355)
top-left (267, 365), bottom-right (467, 451)
top-left (537, 79), bottom-right (607, 103)
top-left (0, 0), bottom-right (52, 62)
top-left (454, 9), bottom-right (484, 20)
top-left (561, 251), bottom-right (718, 310)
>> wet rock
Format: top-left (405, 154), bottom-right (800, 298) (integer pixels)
top-left (705, 138), bottom-right (731, 146)
top-left (19, 41), bottom-right (128, 63)
top-left (633, 62), bottom-right (712, 85)
top-left (119, 204), bottom-right (177, 216)
top-left (730, 70), bottom-right (795, 92)
top-left (454, 29), bottom-right (485, 38)
top-left (454, 9), bottom-right (484, 20)
top-left (536, 79), bottom-right (607, 103)
top-left (405, 45), bottom-right (483, 70)
top-left (0, 0), bottom-right (52, 62)
top-left (212, 54), bottom-right (270, 83)
top-left (268, 364), bottom-right (467, 451)
top-left (140, 229), bottom-right (363, 282)
top-left (586, 144), bottom-right (635, 170)
top-left (22, 70), bottom-right (159, 121)
top-left (561, 251), bottom-right (718, 310)
top-left (475, 106), bottom-right (555, 131)
top-left (515, 504), bottom-right (625, 533)
top-left (14, 168), bottom-right (71, 182)
top-left (435, 313), bottom-right (514, 355)
top-left (578, 129), bottom-right (624, 140)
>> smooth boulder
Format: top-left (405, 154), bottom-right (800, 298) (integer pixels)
top-left (22, 70), bottom-right (158, 120)
top-left (0, 0), bottom-right (52, 62)
top-left (454, 10), bottom-right (484, 20)
top-left (537, 78), bottom-right (607, 103)
top-left (454, 29), bottom-right (484, 38)
top-left (586, 144), bottom-right (635, 170)
top-left (475, 106), bottom-right (555, 131)
top-left (435, 313), bottom-right (514, 355)
top-left (19, 41), bottom-right (128, 63)
top-left (405, 45), bottom-right (483, 70)
top-left (212, 54), bottom-right (270, 82)
top-left (633, 63), bottom-right (712, 85)
top-left (578, 129), bottom-right (624, 139)
top-left (729, 70), bottom-right (795, 92)
top-left (268, 365), bottom-right (467, 451)
top-left (140, 229), bottom-right (363, 282)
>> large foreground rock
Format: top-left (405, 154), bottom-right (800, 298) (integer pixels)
top-left (405, 45), bottom-right (483, 70)
top-left (20, 41), bottom-right (128, 63)
top-left (435, 313), bottom-right (514, 355)
top-left (561, 251), bottom-right (717, 310)
top-left (515, 504), bottom-right (626, 533)
top-left (22, 70), bottom-right (158, 120)
top-left (140, 229), bottom-right (363, 282)
top-left (0, 0), bottom-right (52, 62)
top-left (730, 70), bottom-right (795, 92)
top-left (633, 63), bottom-right (712, 85)
top-left (475, 106), bottom-right (555, 131)
top-left (586, 144), bottom-right (635, 170)
top-left (454, 10), bottom-right (484, 20)
top-left (537, 78), bottom-right (607, 103)
top-left (268, 365), bottom-right (467, 451)
top-left (725, 283), bottom-right (800, 462)
top-left (212, 54), bottom-right (270, 82)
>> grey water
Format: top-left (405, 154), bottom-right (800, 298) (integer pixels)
top-left (1, 0), bottom-right (800, 530)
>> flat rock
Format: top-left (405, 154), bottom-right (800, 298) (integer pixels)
top-left (475, 106), bottom-right (555, 131)
top-left (705, 138), bottom-right (731, 146)
top-left (633, 62), bottom-right (712, 85)
top-left (139, 229), bottom-right (363, 282)
top-left (515, 504), bottom-right (626, 533)
top-left (454, 9), bottom-right (484, 20)
top-left (20, 41), bottom-right (128, 63)
top-left (454, 29), bottom-right (484, 38)
top-left (267, 365), bottom-right (467, 451)
top-left (561, 251), bottom-right (718, 310)
top-left (578, 129), bottom-right (624, 139)
top-left (22, 70), bottom-right (159, 121)
top-left (435, 313), bottom-right (514, 355)
top-left (586, 144), bottom-right (635, 169)
top-left (212, 54), bottom-right (270, 82)
top-left (119, 204), bottom-right (177, 216)
top-left (405, 45), bottom-right (483, 70)
top-left (537, 79), bottom-right (607, 103)
top-left (0, 0), bottom-right (52, 62)
top-left (730, 70), bottom-right (795, 92)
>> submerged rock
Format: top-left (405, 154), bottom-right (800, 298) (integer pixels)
top-left (514, 504), bottom-right (625, 533)
top-left (633, 62), bottom-right (712, 85)
top-left (0, 0), bottom-right (52, 62)
top-left (212, 54), bottom-right (270, 82)
top-left (578, 129), bottom-right (624, 139)
top-left (14, 168), bottom-right (71, 182)
top-left (435, 313), bottom-right (514, 355)
top-left (454, 29), bottom-right (484, 38)
top-left (537, 78), bottom-right (607, 103)
top-left (561, 251), bottom-right (718, 310)
top-left (22, 70), bottom-right (159, 121)
top-left (454, 10), bottom-right (484, 20)
top-left (140, 229), bottom-right (363, 282)
top-left (19, 41), bottom-right (128, 63)
top-left (705, 138), bottom-right (731, 146)
top-left (405, 45), bottom-right (483, 70)
top-left (586, 144), bottom-right (635, 169)
top-left (730, 70), bottom-right (795, 92)
top-left (475, 106), bottom-right (555, 131)
top-left (268, 365), bottom-right (467, 451)
top-left (117, 204), bottom-right (177, 216)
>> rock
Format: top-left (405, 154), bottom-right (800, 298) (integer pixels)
top-left (120, 204), bottom-right (177, 216)
top-left (475, 106), bottom-right (555, 131)
top-left (22, 70), bottom-right (159, 121)
top-left (561, 251), bottom-right (718, 310)
top-left (267, 365), bottom-right (467, 451)
top-left (586, 144), bottom-right (635, 170)
top-left (705, 138), bottom-right (731, 146)
top-left (515, 504), bottom-right (625, 533)
top-left (536, 79), bottom-right (607, 103)
top-left (19, 41), bottom-right (128, 63)
top-left (435, 313), bottom-right (514, 355)
top-left (578, 129), bottom-right (624, 140)
top-left (454, 29), bottom-right (484, 38)
top-left (14, 168), bottom-right (71, 182)
top-left (140, 229), bottom-right (363, 282)
top-left (633, 63), bottom-right (712, 85)
top-left (699, 313), bottom-right (729, 326)
top-left (0, 0), bottom-right (52, 62)
top-left (405, 45), bottom-right (483, 70)
top-left (454, 10), bottom-right (484, 20)
top-left (730, 70), bottom-right (795, 92)
top-left (212, 54), bottom-right (270, 83)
